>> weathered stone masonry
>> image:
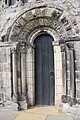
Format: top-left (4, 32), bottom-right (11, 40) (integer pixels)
top-left (0, 0), bottom-right (80, 110)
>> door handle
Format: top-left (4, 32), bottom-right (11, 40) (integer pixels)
top-left (50, 70), bottom-right (54, 76)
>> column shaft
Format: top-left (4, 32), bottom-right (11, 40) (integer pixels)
top-left (62, 51), bottom-right (67, 95)
top-left (70, 50), bottom-right (75, 98)
top-left (12, 50), bottom-right (18, 101)
top-left (21, 53), bottom-right (26, 96)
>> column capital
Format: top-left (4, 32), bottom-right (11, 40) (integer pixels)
top-left (19, 41), bottom-right (26, 53)
top-left (66, 43), bottom-right (74, 50)
top-left (11, 47), bottom-right (17, 53)
top-left (60, 44), bottom-right (66, 52)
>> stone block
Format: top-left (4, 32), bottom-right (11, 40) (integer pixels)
top-left (54, 53), bottom-right (62, 62)
top-left (27, 70), bottom-right (33, 78)
top-left (26, 62), bottom-right (32, 71)
top-left (56, 70), bottom-right (62, 78)
top-left (55, 61), bottom-right (62, 70)
top-left (18, 17), bottom-right (26, 26)
top-left (27, 84), bottom-right (32, 91)
top-left (54, 46), bottom-right (60, 52)
top-left (56, 94), bottom-right (62, 101)
top-left (27, 78), bottom-right (34, 85)
top-left (27, 78), bottom-right (32, 85)
top-left (4, 101), bottom-right (18, 111)
top-left (35, 9), bottom-right (42, 17)
top-left (3, 64), bottom-right (11, 72)
top-left (56, 85), bottom-right (62, 94)
top-left (56, 78), bottom-right (62, 86)
top-left (25, 11), bottom-right (33, 21)
top-left (26, 55), bottom-right (33, 62)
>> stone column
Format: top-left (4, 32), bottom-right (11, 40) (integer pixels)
top-left (60, 44), bottom-right (68, 103)
top-left (69, 44), bottom-right (75, 98)
top-left (20, 42), bottom-right (26, 98)
top-left (11, 47), bottom-right (18, 102)
top-left (21, 52), bottom-right (26, 98)
top-left (19, 41), bottom-right (27, 110)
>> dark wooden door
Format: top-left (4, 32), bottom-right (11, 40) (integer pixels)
top-left (35, 34), bottom-right (55, 105)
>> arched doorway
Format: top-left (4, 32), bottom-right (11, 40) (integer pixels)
top-left (34, 34), bottom-right (55, 105)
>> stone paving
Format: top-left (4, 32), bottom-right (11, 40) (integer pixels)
top-left (63, 104), bottom-right (80, 120)
top-left (1, 106), bottom-right (80, 120)
top-left (15, 106), bottom-right (73, 120)
top-left (0, 109), bottom-right (19, 120)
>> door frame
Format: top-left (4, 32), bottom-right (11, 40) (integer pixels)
top-left (34, 34), bottom-right (55, 105)
top-left (26, 29), bottom-right (63, 107)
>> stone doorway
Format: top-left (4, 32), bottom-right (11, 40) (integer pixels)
top-left (34, 34), bottom-right (55, 105)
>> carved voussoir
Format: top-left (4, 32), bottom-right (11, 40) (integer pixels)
top-left (51, 9), bottom-right (62, 19)
top-left (35, 9), bottom-right (42, 17)
top-left (18, 17), bottom-right (27, 26)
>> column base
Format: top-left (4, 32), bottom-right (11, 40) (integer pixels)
top-left (0, 100), bottom-right (18, 111)
top-left (12, 94), bottom-right (18, 103)
top-left (18, 100), bottom-right (27, 110)
top-left (61, 95), bottom-right (77, 106)
top-left (17, 94), bottom-right (27, 110)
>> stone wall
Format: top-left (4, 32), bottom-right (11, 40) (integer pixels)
top-left (0, 46), bottom-right (11, 102)
top-left (0, 0), bottom-right (80, 109)
top-left (0, 0), bottom-right (80, 41)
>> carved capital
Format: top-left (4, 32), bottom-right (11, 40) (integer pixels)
top-left (66, 43), bottom-right (74, 50)
top-left (19, 41), bottom-right (26, 53)
top-left (26, 42), bottom-right (35, 49)
top-left (11, 47), bottom-right (17, 53)
top-left (60, 44), bottom-right (66, 52)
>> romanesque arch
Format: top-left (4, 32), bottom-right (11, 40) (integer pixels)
top-left (6, 6), bottom-right (80, 108)
top-left (8, 6), bottom-right (77, 43)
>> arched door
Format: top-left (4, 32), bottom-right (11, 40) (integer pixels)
top-left (34, 34), bottom-right (55, 105)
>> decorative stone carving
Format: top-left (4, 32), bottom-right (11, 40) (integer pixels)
top-left (19, 40), bottom-right (26, 53)
top-left (10, 16), bottom-right (66, 42)
top-left (51, 10), bottom-right (62, 19)
top-left (60, 44), bottom-right (66, 52)
top-left (12, 24), bottom-right (21, 35)
top-left (9, 7), bottom-right (73, 42)
top-left (35, 9), bottom-right (42, 17)
top-left (11, 47), bottom-right (17, 53)
top-left (61, 17), bottom-right (69, 26)
top-left (18, 17), bottom-right (26, 26)
top-left (66, 43), bottom-right (74, 50)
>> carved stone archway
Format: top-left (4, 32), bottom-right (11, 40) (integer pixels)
top-left (8, 6), bottom-right (76, 42)
top-left (8, 6), bottom-right (78, 108)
